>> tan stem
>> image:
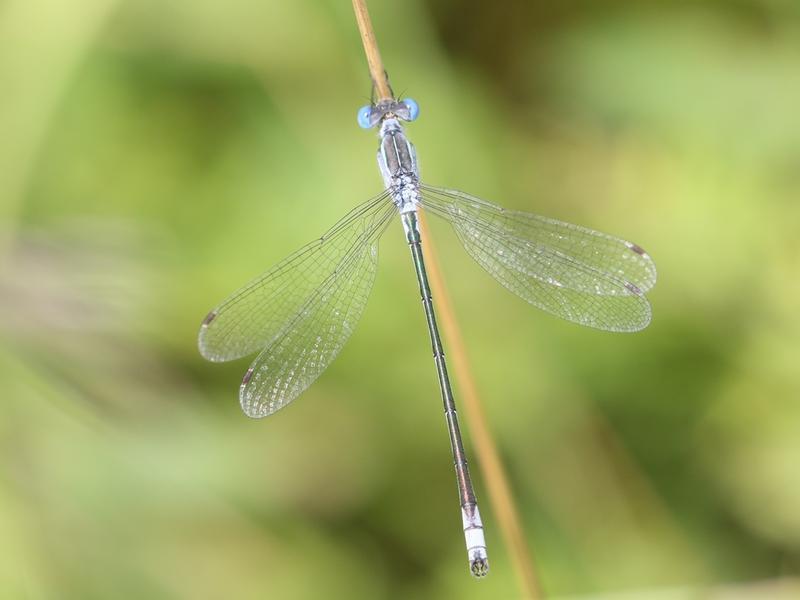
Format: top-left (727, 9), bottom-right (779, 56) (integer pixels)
top-left (351, 0), bottom-right (393, 101)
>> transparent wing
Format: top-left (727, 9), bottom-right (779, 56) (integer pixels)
top-left (239, 203), bottom-right (395, 418)
top-left (199, 192), bottom-right (393, 362)
top-left (420, 185), bottom-right (656, 332)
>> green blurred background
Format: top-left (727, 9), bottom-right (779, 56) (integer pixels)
top-left (2, 0), bottom-right (800, 598)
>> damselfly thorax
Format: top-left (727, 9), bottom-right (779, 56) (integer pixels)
top-left (377, 117), bottom-right (421, 214)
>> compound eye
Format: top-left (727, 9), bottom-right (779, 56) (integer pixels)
top-left (402, 98), bottom-right (419, 121)
top-left (357, 105), bottom-right (373, 129)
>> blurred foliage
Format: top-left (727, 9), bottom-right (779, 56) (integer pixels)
top-left (1, 0), bottom-right (800, 598)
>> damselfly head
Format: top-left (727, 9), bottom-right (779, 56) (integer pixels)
top-left (357, 98), bottom-right (419, 129)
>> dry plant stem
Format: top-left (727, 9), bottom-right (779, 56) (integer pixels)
top-left (418, 214), bottom-right (543, 599)
top-left (351, 0), bottom-right (541, 594)
top-left (351, 0), bottom-right (393, 101)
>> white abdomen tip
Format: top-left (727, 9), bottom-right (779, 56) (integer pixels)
top-left (469, 548), bottom-right (489, 578)
top-left (462, 504), bottom-right (489, 578)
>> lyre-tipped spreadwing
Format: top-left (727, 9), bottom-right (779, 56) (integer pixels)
top-left (198, 95), bottom-right (657, 578)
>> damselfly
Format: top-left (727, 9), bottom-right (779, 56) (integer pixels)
top-left (198, 97), bottom-right (656, 577)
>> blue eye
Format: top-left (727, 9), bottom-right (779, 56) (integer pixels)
top-left (402, 98), bottom-right (419, 121)
top-left (357, 105), bottom-right (373, 129)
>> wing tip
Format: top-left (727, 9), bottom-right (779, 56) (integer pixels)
top-left (197, 310), bottom-right (219, 361)
top-left (619, 300), bottom-right (653, 333)
top-left (620, 289), bottom-right (652, 333)
top-left (198, 310), bottom-right (244, 362)
top-left (622, 316), bottom-right (652, 333)
top-left (239, 372), bottom-right (280, 420)
top-left (239, 367), bottom-right (266, 419)
top-left (625, 241), bottom-right (658, 292)
top-left (569, 292), bottom-right (653, 333)
top-left (197, 331), bottom-right (221, 362)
